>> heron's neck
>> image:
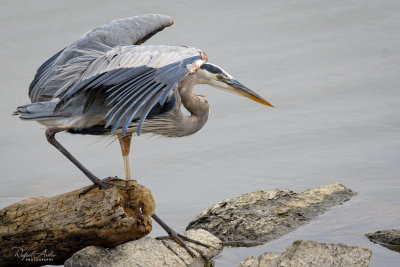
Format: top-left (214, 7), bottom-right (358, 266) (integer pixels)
top-left (178, 78), bottom-right (209, 136)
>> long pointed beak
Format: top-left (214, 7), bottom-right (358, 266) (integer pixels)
top-left (228, 79), bottom-right (274, 108)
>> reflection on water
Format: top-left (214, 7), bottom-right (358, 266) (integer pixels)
top-left (1, 1), bottom-right (400, 266)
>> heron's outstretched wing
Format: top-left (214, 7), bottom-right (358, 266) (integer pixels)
top-left (28, 48), bottom-right (66, 99)
top-left (29, 14), bottom-right (174, 103)
top-left (54, 45), bottom-right (207, 135)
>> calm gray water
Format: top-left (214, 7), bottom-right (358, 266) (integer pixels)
top-left (1, 1), bottom-right (399, 266)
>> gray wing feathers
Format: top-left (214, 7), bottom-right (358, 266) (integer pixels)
top-left (29, 14), bottom-right (173, 103)
top-left (28, 48), bottom-right (65, 98)
top-left (26, 13), bottom-right (204, 135)
top-left (55, 47), bottom-right (202, 135)
top-left (107, 55), bottom-right (199, 135)
top-left (54, 45), bottom-right (202, 108)
top-left (14, 102), bottom-right (69, 120)
top-left (68, 14), bottom-right (173, 52)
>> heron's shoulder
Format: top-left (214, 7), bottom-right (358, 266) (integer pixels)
top-left (108, 44), bottom-right (204, 57)
top-left (101, 45), bottom-right (206, 69)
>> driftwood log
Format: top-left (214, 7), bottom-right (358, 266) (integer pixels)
top-left (0, 178), bottom-right (155, 267)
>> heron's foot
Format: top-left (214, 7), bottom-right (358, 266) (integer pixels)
top-left (79, 176), bottom-right (135, 196)
top-left (157, 232), bottom-right (210, 257)
top-left (152, 213), bottom-right (210, 257)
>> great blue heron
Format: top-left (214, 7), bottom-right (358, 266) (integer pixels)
top-left (14, 14), bottom-right (273, 255)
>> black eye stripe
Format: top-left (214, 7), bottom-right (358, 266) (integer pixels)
top-left (200, 63), bottom-right (222, 75)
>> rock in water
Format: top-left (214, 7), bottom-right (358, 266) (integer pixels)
top-left (366, 229), bottom-right (400, 253)
top-left (64, 229), bottom-right (223, 267)
top-left (187, 183), bottom-right (356, 245)
top-left (239, 240), bottom-right (372, 267)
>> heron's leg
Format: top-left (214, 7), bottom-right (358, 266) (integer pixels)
top-left (118, 134), bottom-right (132, 181)
top-left (45, 128), bottom-right (129, 191)
top-left (152, 213), bottom-right (210, 257)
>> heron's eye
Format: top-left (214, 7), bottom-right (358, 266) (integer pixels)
top-left (216, 75), bottom-right (223, 80)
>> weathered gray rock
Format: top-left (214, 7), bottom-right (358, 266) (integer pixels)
top-left (239, 252), bottom-right (281, 267)
top-left (366, 229), bottom-right (400, 253)
top-left (238, 240), bottom-right (372, 267)
top-left (64, 229), bottom-right (222, 267)
top-left (187, 183), bottom-right (356, 245)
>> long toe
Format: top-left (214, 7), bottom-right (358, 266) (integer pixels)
top-left (79, 183), bottom-right (104, 196)
top-left (79, 179), bottom-right (109, 196)
top-left (102, 181), bottom-right (135, 189)
top-left (79, 177), bottom-right (134, 197)
top-left (156, 234), bottom-right (197, 257)
top-left (177, 233), bottom-right (211, 248)
top-left (79, 177), bottom-right (135, 197)
top-left (152, 213), bottom-right (209, 257)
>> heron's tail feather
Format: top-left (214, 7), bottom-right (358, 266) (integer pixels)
top-left (13, 102), bottom-right (68, 120)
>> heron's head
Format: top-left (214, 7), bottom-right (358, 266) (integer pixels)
top-left (197, 63), bottom-right (273, 107)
